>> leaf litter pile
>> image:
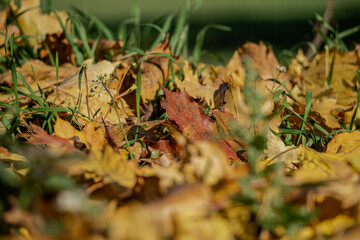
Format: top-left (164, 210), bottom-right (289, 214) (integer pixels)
top-left (1, 1), bottom-right (360, 239)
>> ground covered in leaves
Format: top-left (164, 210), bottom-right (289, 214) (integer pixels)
top-left (1, 1), bottom-right (360, 240)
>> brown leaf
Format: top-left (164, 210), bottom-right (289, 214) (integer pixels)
top-left (39, 33), bottom-right (75, 65)
top-left (49, 59), bottom-right (134, 124)
top-left (0, 59), bottom-right (77, 89)
top-left (238, 41), bottom-right (291, 89)
top-left (217, 50), bottom-right (246, 88)
top-left (140, 38), bottom-right (171, 103)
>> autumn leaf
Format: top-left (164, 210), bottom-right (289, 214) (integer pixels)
top-left (175, 61), bottom-right (218, 108)
top-left (161, 87), bottom-right (245, 160)
top-left (161, 87), bottom-right (215, 141)
top-left (238, 41), bottom-right (291, 89)
top-left (54, 117), bottom-right (105, 150)
top-left (0, 59), bottom-right (78, 89)
top-left (70, 145), bottom-right (136, 189)
top-left (48, 58), bottom-right (134, 124)
top-left (300, 45), bottom-right (360, 105)
top-left (10, 0), bottom-right (69, 47)
top-left (25, 123), bottom-right (83, 155)
top-left (0, 7), bottom-right (20, 57)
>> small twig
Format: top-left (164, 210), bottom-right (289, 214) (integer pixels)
top-left (102, 82), bottom-right (134, 159)
top-left (264, 146), bottom-right (298, 167)
top-left (83, 64), bottom-right (92, 120)
top-left (103, 63), bottom-right (133, 120)
top-left (306, 0), bottom-right (336, 61)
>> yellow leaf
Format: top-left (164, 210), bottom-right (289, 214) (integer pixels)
top-left (185, 141), bottom-right (230, 185)
top-left (48, 59), bottom-right (133, 124)
top-left (54, 117), bottom-right (105, 150)
top-left (175, 61), bottom-right (217, 108)
top-left (10, 0), bottom-right (69, 47)
top-left (71, 145), bottom-right (136, 188)
top-left (294, 145), bottom-right (356, 182)
top-left (301, 46), bottom-right (360, 105)
top-left (315, 214), bottom-right (355, 236)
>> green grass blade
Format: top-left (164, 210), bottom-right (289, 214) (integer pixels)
top-left (192, 24), bottom-right (231, 66)
top-left (53, 52), bottom-right (59, 106)
top-left (71, 17), bottom-right (93, 58)
top-left (174, 24), bottom-right (189, 57)
top-left (295, 91), bottom-right (312, 145)
top-left (53, 10), bottom-right (84, 65)
top-left (133, 0), bottom-right (141, 48)
top-left (337, 25), bottom-right (360, 39)
top-left (16, 72), bottom-right (44, 107)
top-left (70, 5), bottom-right (114, 40)
top-left (170, 7), bottom-right (187, 54)
top-left (9, 34), bottom-right (20, 116)
top-left (327, 49), bottom-right (337, 86)
top-left (349, 66), bottom-right (360, 130)
top-left (150, 14), bottom-right (174, 50)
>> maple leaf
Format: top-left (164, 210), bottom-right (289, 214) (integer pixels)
top-left (161, 87), bottom-right (215, 141)
top-left (161, 87), bottom-right (244, 160)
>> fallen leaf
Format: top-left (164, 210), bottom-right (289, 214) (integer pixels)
top-left (218, 50), bottom-right (246, 87)
top-left (161, 87), bottom-right (215, 141)
top-left (26, 123), bottom-right (83, 155)
top-left (0, 59), bottom-right (77, 89)
top-left (140, 38), bottom-right (171, 103)
top-left (0, 7), bottom-right (20, 57)
top-left (300, 45), bottom-right (360, 105)
top-left (238, 41), bottom-right (291, 89)
top-left (10, 0), bottom-right (69, 47)
top-left (185, 141), bottom-right (230, 185)
top-left (175, 61), bottom-right (217, 108)
top-left (161, 88), bottom-right (245, 160)
top-left (54, 117), bottom-right (105, 150)
top-left (39, 32), bottom-right (75, 65)
top-left (48, 59), bottom-right (134, 124)
top-left (70, 145), bottom-right (136, 189)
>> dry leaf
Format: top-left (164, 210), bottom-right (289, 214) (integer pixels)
top-left (70, 145), bottom-right (136, 189)
top-left (300, 46), bottom-right (360, 105)
top-left (238, 41), bottom-right (291, 89)
top-left (10, 0), bottom-right (69, 47)
top-left (0, 7), bottom-right (20, 56)
top-left (161, 88), bottom-right (245, 160)
top-left (175, 61), bottom-right (217, 108)
top-left (54, 117), bottom-right (105, 150)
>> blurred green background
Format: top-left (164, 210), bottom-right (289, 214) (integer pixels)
top-left (53, 0), bottom-right (360, 59)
